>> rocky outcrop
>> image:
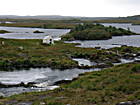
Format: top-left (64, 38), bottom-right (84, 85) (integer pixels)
top-left (0, 82), bottom-right (36, 88)
top-left (0, 92), bottom-right (5, 98)
top-left (116, 100), bottom-right (140, 105)
top-left (33, 30), bottom-right (44, 33)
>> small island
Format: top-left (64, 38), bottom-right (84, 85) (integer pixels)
top-left (62, 24), bottom-right (136, 41)
top-left (33, 30), bottom-right (44, 33)
top-left (0, 30), bottom-right (11, 34)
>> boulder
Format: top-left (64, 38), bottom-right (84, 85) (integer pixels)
top-left (116, 100), bottom-right (140, 105)
top-left (33, 30), bottom-right (44, 33)
top-left (0, 92), bottom-right (5, 98)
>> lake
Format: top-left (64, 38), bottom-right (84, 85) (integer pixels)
top-left (0, 68), bottom-right (97, 96)
top-left (102, 23), bottom-right (140, 33)
top-left (0, 23), bottom-right (140, 96)
top-left (0, 26), bottom-right (70, 39)
top-left (66, 23), bottom-right (140, 49)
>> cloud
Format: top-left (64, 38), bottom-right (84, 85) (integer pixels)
top-left (110, 0), bottom-right (140, 5)
top-left (0, 0), bottom-right (139, 17)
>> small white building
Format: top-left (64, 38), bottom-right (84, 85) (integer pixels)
top-left (42, 36), bottom-right (54, 45)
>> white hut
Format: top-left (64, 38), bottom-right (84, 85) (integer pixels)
top-left (43, 36), bottom-right (54, 45)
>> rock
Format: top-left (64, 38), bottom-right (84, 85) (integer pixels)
top-left (116, 101), bottom-right (132, 105)
top-left (116, 100), bottom-right (140, 105)
top-left (96, 63), bottom-right (113, 68)
top-left (122, 47), bottom-right (132, 53)
top-left (133, 54), bottom-right (137, 57)
top-left (53, 80), bottom-right (72, 85)
top-left (54, 77), bottom-right (78, 85)
top-left (95, 46), bottom-right (101, 49)
top-left (136, 52), bottom-right (140, 56)
top-left (33, 30), bottom-right (44, 33)
top-left (1, 41), bottom-right (5, 45)
top-left (121, 45), bottom-right (128, 47)
top-left (122, 53), bottom-right (135, 60)
top-left (40, 102), bottom-right (45, 105)
top-left (0, 82), bottom-right (36, 88)
top-left (17, 53), bottom-right (27, 57)
top-left (0, 92), bottom-right (5, 97)
top-left (134, 60), bottom-right (140, 63)
top-left (18, 46), bottom-right (24, 50)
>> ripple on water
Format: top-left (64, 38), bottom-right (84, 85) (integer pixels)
top-left (65, 35), bottom-right (140, 49)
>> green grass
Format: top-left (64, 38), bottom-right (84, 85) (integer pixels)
top-left (0, 38), bottom-right (104, 70)
top-left (0, 39), bottom-right (78, 70)
top-left (0, 63), bottom-right (140, 105)
top-left (0, 38), bottom-right (140, 71)
top-left (0, 38), bottom-right (139, 105)
top-left (1, 18), bottom-right (140, 29)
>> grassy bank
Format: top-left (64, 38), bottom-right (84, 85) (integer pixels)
top-left (0, 18), bottom-right (140, 29)
top-left (0, 38), bottom-right (140, 71)
top-left (0, 63), bottom-right (139, 105)
top-left (0, 19), bottom-right (82, 29)
top-left (0, 38), bottom-right (106, 71)
top-left (0, 38), bottom-right (79, 70)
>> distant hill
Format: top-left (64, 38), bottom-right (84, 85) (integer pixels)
top-left (126, 15), bottom-right (140, 20)
top-left (0, 15), bottom-right (140, 22)
top-left (113, 15), bottom-right (140, 21)
top-left (0, 15), bottom-right (112, 20)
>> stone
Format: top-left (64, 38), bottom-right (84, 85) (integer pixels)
top-left (116, 100), bottom-right (140, 105)
top-left (0, 92), bottom-right (5, 97)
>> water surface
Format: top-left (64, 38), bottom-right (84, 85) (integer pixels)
top-left (66, 35), bottom-right (140, 49)
top-left (66, 23), bottom-right (140, 49)
top-left (102, 23), bottom-right (140, 33)
top-left (0, 68), bottom-right (97, 96)
top-left (0, 26), bottom-right (70, 39)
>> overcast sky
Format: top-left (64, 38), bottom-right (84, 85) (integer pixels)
top-left (0, 0), bottom-right (139, 17)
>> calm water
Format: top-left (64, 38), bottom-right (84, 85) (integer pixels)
top-left (66, 35), bottom-right (140, 49)
top-left (0, 26), bottom-right (70, 39)
top-left (66, 23), bottom-right (140, 49)
top-left (102, 23), bottom-right (140, 33)
top-left (0, 68), bottom-right (97, 96)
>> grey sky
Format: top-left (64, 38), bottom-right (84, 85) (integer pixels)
top-left (113, 0), bottom-right (140, 4)
top-left (0, 0), bottom-right (139, 17)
